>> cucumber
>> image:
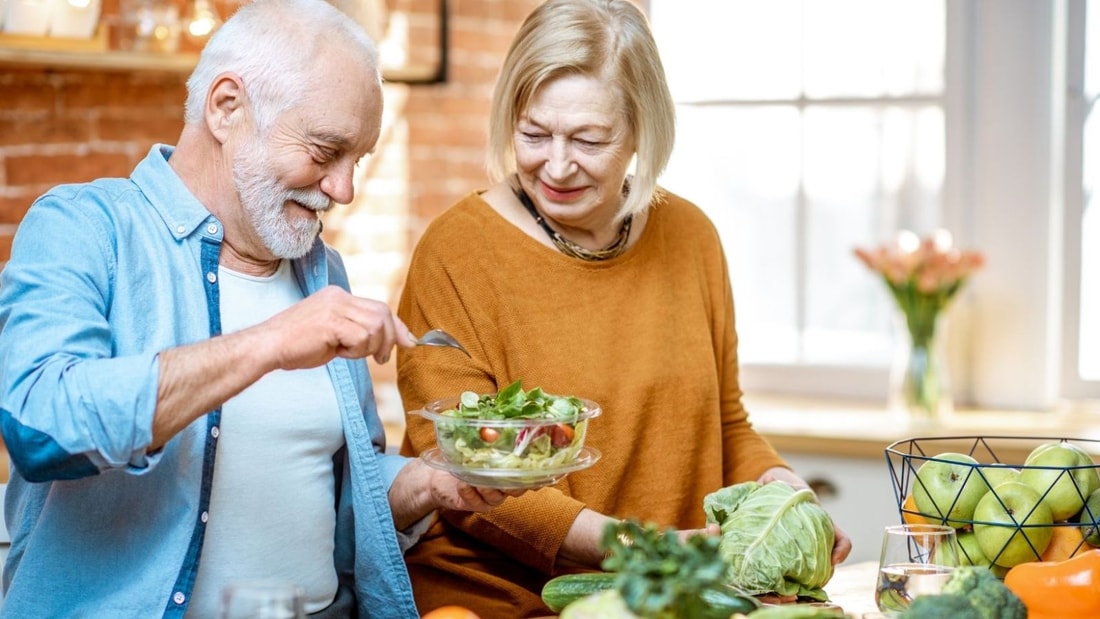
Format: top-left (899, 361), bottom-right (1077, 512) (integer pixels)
top-left (541, 572), bottom-right (761, 617)
top-left (541, 572), bottom-right (618, 612)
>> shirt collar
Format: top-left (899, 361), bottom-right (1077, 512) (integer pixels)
top-left (131, 144), bottom-right (219, 240)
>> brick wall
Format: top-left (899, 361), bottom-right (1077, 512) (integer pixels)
top-left (0, 68), bottom-right (188, 240)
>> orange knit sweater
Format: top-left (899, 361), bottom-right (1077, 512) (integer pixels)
top-left (395, 189), bottom-right (788, 617)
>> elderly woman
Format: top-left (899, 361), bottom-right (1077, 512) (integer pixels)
top-left (395, 0), bottom-right (852, 616)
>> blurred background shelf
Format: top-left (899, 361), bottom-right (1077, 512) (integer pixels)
top-left (0, 27), bottom-right (196, 73)
top-left (0, 46), bottom-right (197, 73)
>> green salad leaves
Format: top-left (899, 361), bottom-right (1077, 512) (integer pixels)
top-left (438, 380), bottom-right (590, 469)
top-left (448, 380), bottom-right (586, 421)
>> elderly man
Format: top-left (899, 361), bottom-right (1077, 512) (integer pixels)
top-left (0, 1), bottom-right (506, 617)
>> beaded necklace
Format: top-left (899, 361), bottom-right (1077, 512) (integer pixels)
top-left (512, 184), bottom-right (633, 261)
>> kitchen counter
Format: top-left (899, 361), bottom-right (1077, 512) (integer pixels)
top-left (823, 560), bottom-right (881, 618)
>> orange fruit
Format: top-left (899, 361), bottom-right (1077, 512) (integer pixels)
top-left (421, 606), bottom-right (482, 619)
top-left (902, 493), bottom-right (931, 525)
top-left (1039, 524), bottom-right (1086, 562)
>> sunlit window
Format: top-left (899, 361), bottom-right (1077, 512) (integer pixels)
top-left (1080, 7), bottom-right (1100, 380)
top-left (650, 1), bottom-right (946, 379)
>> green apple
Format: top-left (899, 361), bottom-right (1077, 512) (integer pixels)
top-left (978, 464), bottom-right (1020, 491)
top-left (953, 530), bottom-right (991, 567)
top-left (1078, 487), bottom-right (1100, 546)
top-left (912, 452), bottom-right (987, 527)
top-left (973, 481), bottom-right (1054, 567)
top-left (1019, 441), bottom-right (1100, 521)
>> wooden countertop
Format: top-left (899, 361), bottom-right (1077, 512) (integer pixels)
top-left (823, 560), bottom-right (882, 618)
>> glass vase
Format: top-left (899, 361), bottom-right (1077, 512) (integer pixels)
top-left (889, 312), bottom-right (953, 425)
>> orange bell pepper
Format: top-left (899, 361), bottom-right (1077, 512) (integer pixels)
top-left (1003, 548), bottom-right (1100, 619)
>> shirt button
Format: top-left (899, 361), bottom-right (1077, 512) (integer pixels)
top-left (211, 426), bottom-right (220, 439)
top-left (206, 272), bottom-right (217, 284)
top-left (175, 225), bottom-right (186, 234)
top-left (206, 223), bottom-right (218, 235)
top-left (201, 511), bottom-right (209, 523)
top-left (173, 591), bottom-right (185, 605)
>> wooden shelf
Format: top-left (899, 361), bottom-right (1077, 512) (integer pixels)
top-left (0, 46), bottom-right (198, 73)
top-left (0, 28), bottom-right (197, 74)
top-left (0, 31), bottom-right (444, 82)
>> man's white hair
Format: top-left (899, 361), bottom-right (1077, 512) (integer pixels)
top-left (183, 0), bottom-right (381, 133)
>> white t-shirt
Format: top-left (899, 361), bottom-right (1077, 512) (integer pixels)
top-left (186, 260), bottom-right (344, 618)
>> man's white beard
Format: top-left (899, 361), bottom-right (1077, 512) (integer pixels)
top-left (232, 135), bottom-right (333, 259)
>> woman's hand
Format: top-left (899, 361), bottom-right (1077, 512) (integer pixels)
top-left (558, 508), bottom-right (618, 570)
top-left (756, 466), bottom-right (853, 565)
top-left (676, 522), bottom-right (720, 544)
top-left (828, 521), bottom-right (853, 565)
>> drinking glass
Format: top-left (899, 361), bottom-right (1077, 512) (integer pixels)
top-left (874, 524), bottom-right (958, 616)
top-left (218, 580), bottom-right (306, 619)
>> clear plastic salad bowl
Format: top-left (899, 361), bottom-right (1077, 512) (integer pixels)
top-left (414, 384), bottom-right (602, 489)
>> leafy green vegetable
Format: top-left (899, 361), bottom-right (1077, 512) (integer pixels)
top-left (437, 380), bottom-right (591, 469)
top-left (703, 481), bottom-right (835, 601)
top-left (448, 380), bottom-right (585, 420)
top-left (581, 520), bottom-right (759, 619)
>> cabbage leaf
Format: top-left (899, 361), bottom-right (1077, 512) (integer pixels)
top-left (703, 481), bottom-right (835, 601)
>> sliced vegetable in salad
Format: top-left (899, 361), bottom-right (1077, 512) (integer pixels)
top-left (432, 380), bottom-right (597, 470)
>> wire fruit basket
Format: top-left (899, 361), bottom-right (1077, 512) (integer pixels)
top-left (885, 436), bottom-right (1100, 571)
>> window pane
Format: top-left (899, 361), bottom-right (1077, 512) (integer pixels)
top-left (1087, 5), bottom-right (1100, 94)
top-left (661, 105), bottom-right (800, 363)
top-left (802, 106), bottom-right (944, 364)
top-left (1081, 7), bottom-right (1100, 380)
top-left (803, 0), bottom-right (945, 98)
top-left (651, 0), bottom-right (946, 374)
top-left (651, 0), bottom-right (802, 101)
top-left (1082, 93), bottom-right (1100, 381)
top-left (652, 0), bottom-right (944, 102)
top-left (1082, 196), bottom-right (1098, 380)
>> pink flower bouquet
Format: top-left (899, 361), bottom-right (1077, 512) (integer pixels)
top-left (855, 229), bottom-right (984, 419)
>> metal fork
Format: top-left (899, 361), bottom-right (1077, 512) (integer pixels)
top-left (415, 328), bottom-right (471, 357)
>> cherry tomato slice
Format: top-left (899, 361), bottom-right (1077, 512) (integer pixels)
top-left (479, 427), bottom-right (500, 443)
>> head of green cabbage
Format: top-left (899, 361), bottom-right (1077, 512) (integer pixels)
top-left (704, 481), bottom-right (835, 601)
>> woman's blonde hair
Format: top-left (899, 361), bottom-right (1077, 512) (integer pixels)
top-left (486, 0), bottom-right (676, 219)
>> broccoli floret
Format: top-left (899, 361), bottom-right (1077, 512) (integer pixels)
top-left (903, 566), bottom-right (1026, 619)
top-left (904, 593), bottom-right (981, 619)
top-left (942, 565), bottom-right (1027, 619)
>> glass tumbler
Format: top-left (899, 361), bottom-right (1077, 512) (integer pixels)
top-left (874, 524), bottom-right (958, 616)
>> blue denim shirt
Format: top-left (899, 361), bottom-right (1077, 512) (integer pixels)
top-left (0, 145), bottom-right (419, 618)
